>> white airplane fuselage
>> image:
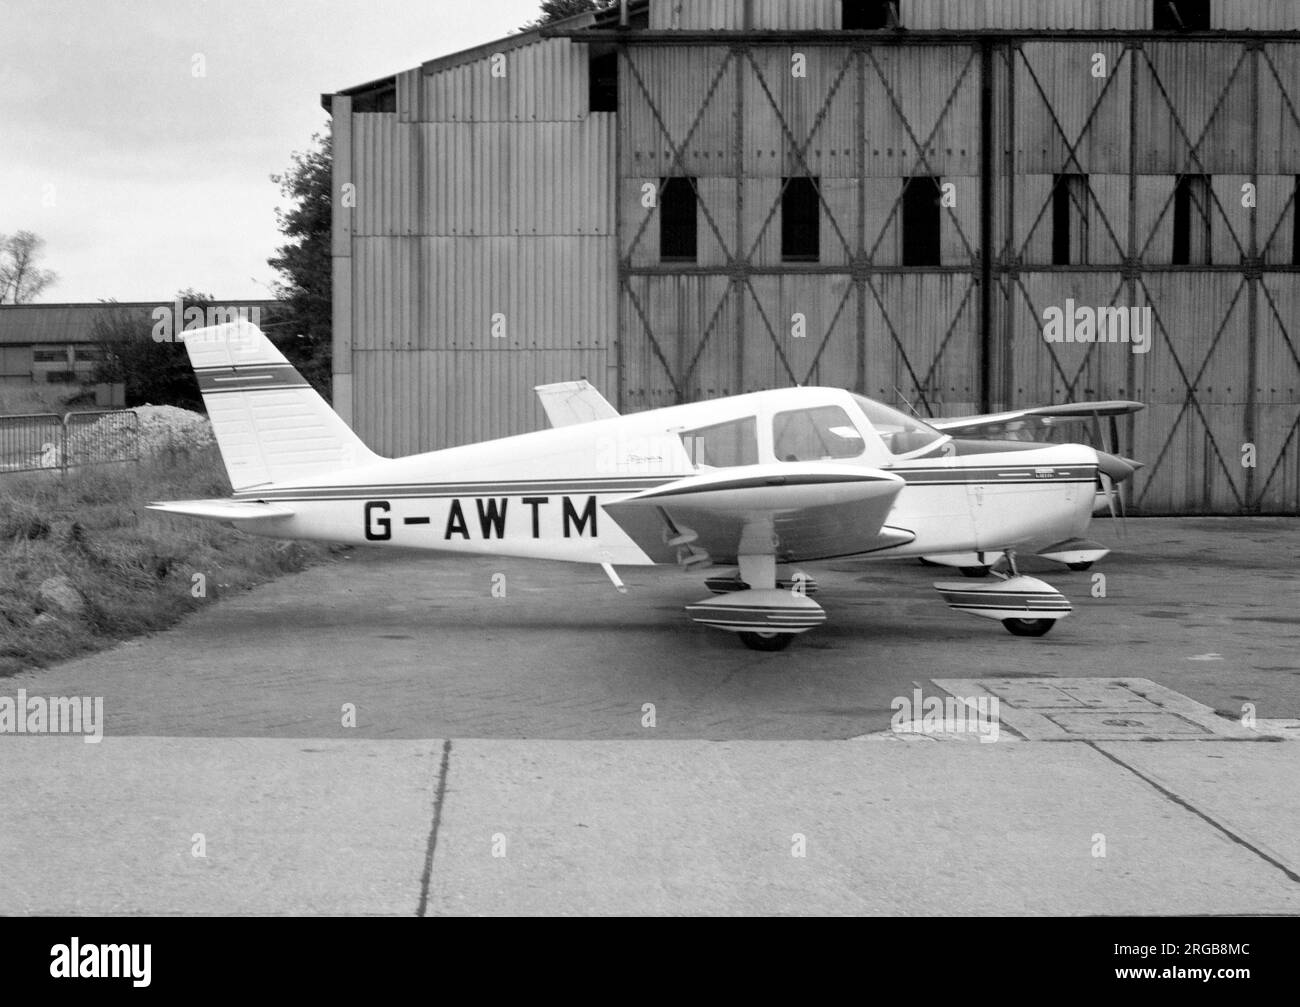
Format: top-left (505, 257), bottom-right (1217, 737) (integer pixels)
top-left (223, 386), bottom-right (1098, 568)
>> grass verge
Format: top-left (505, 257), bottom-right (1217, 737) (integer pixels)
top-left (0, 445), bottom-right (333, 676)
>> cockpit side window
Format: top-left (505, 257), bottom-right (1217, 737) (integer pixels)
top-left (772, 405), bottom-right (866, 462)
top-left (679, 416), bottom-right (758, 468)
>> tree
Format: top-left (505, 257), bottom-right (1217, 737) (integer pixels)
top-left (0, 230), bottom-right (58, 303)
top-left (267, 129), bottom-right (332, 399)
top-left (521, 0), bottom-right (613, 29)
top-left (92, 294), bottom-right (207, 411)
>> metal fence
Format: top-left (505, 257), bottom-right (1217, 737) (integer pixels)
top-left (0, 410), bottom-right (140, 475)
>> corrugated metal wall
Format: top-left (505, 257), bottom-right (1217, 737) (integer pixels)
top-left (335, 36), bottom-right (617, 451)
top-left (618, 38), bottom-right (987, 438)
top-left (905, 0), bottom-right (1151, 30)
top-left (336, 6), bottom-right (1300, 514)
top-left (646, 0), bottom-right (1155, 31)
top-left (650, 0), bottom-right (841, 30)
top-left (991, 36), bottom-right (1300, 514)
top-left (646, 0), bottom-right (1300, 32)
top-left (610, 21), bottom-right (1300, 513)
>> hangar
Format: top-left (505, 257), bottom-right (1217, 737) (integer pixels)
top-left (325, 0), bottom-right (1300, 514)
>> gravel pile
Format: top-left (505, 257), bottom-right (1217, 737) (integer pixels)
top-left (65, 405), bottom-right (216, 463)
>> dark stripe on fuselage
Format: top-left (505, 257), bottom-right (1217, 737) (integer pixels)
top-left (894, 464), bottom-right (1096, 486)
top-left (233, 477), bottom-right (678, 502)
top-left (229, 464), bottom-right (1096, 502)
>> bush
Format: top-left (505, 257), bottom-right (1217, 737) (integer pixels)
top-left (0, 451), bottom-right (331, 676)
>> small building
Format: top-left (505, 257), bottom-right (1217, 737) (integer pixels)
top-left (0, 300), bottom-right (280, 385)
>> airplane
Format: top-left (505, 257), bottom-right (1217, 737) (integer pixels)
top-left (537, 383), bottom-right (1145, 577)
top-left (149, 321), bottom-right (1143, 652)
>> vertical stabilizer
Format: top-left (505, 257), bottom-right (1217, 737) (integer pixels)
top-left (182, 320), bottom-right (379, 490)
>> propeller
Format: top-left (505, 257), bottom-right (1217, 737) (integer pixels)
top-left (1094, 450), bottom-right (1143, 534)
top-left (1082, 404), bottom-right (1140, 535)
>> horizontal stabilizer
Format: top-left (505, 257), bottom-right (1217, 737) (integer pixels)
top-left (146, 499), bottom-right (295, 522)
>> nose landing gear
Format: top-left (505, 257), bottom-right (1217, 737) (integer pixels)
top-left (932, 549), bottom-right (1072, 637)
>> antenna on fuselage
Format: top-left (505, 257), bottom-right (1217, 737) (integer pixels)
top-left (893, 386), bottom-right (921, 418)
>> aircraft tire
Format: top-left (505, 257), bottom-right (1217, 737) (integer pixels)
top-left (738, 631), bottom-right (794, 652)
top-left (959, 565), bottom-right (991, 578)
top-left (1066, 561), bottom-right (1093, 571)
top-left (1001, 618), bottom-right (1055, 637)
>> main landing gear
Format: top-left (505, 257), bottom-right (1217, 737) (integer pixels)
top-left (685, 557), bottom-right (822, 652)
top-left (737, 631), bottom-right (795, 652)
top-left (684, 549), bottom-right (1073, 650)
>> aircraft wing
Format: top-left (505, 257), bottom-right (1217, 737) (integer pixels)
top-left (534, 380), bottom-right (620, 427)
top-left (603, 462), bottom-right (912, 565)
top-left (930, 400), bottom-right (1144, 438)
top-left (146, 499), bottom-right (295, 522)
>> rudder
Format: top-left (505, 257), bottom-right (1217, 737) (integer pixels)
top-left (182, 320), bottom-right (379, 491)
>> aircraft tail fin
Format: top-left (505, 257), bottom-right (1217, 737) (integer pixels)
top-left (534, 379), bottom-right (620, 427)
top-left (181, 320), bottom-right (379, 491)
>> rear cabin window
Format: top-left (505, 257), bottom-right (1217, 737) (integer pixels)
top-left (679, 416), bottom-right (757, 468)
top-left (773, 406), bottom-right (866, 461)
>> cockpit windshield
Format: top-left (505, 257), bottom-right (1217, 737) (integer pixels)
top-left (850, 394), bottom-right (947, 456)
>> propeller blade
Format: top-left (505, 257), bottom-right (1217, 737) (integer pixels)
top-left (1093, 469), bottom-right (1127, 541)
top-left (1096, 450), bottom-right (1143, 484)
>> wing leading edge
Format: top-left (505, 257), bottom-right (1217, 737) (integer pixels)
top-left (603, 462), bottom-right (911, 565)
top-left (930, 400), bottom-right (1144, 438)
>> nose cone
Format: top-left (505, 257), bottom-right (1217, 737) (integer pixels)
top-left (1096, 450), bottom-right (1143, 484)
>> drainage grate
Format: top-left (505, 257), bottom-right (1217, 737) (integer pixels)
top-left (930, 678), bottom-right (1263, 741)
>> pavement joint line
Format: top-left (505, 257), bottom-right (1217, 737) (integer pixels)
top-left (416, 739), bottom-right (452, 918)
top-left (1085, 740), bottom-right (1300, 888)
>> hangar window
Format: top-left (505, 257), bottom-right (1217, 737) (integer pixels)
top-left (33, 348), bottom-right (68, 363)
top-left (1172, 174), bottom-right (1212, 265)
top-left (773, 406), bottom-right (865, 462)
top-left (781, 177), bottom-right (821, 262)
top-left (842, 1), bottom-right (899, 30)
top-left (589, 50), bottom-right (618, 113)
top-left (901, 176), bottom-right (942, 266)
top-left (1052, 174), bottom-right (1090, 265)
top-left (680, 416), bottom-right (757, 468)
top-left (660, 176), bottom-right (698, 262)
top-left (1153, 1), bottom-right (1211, 31)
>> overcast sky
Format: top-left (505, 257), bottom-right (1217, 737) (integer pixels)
top-left (1, 0), bottom-right (542, 303)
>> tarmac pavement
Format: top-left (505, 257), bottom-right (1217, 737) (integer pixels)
top-left (1, 736), bottom-right (1297, 915)
top-left (1, 517), bottom-right (1298, 914)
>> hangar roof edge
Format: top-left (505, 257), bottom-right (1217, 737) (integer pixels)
top-left (322, 2), bottom-right (648, 112)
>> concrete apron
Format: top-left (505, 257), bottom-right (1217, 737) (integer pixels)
top-left (2, 690), bottom-right (1298, 916)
